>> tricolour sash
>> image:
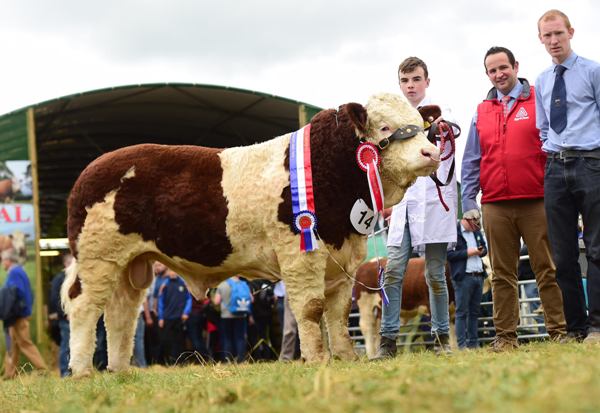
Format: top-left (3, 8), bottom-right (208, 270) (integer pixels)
top-left (290, 124), bottom-right (318, 252)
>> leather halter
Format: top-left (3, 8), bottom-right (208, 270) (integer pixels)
top-left (375, 124), bottom-right (423, 151)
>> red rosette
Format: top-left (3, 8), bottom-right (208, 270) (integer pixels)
top-left (356, 142), bottom-right (380, 172)
top-left (293, 210), bottom-right (317, 233)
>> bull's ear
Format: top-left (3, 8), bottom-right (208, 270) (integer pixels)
top-left (343, 103), bottom-right (368, 135)
top-left (417, 105), bottom-right (442, 123)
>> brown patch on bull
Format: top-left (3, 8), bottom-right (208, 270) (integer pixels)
top-left (353, 258), bottom-right (387, 302)
top-left (302, 297), bottom-right (325, 323)
top-left (278, 104), bottom-right (372, 249)
top-left (68, 144), bottom-right (233, 266)
top-left (69, 276), bottom-right (82, 299)
top-left (354, 257), bottom-right (455, 312)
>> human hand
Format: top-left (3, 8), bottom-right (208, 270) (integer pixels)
top-left (145, 316), bottom-right (154, 327)
top-left (158, 319), bottom-right (164, 328)
top-left (467, 247), bottom-right (482, 257)
top-left (463, 209), bottom-right (481, 230)
top-left (181, 314), bottom-right (189, 322)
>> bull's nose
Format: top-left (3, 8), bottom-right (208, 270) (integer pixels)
top-left (421, 146), bottom-right (440, 162)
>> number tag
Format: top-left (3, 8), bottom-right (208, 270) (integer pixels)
top-left (350, 199), bottom-right (375, 235)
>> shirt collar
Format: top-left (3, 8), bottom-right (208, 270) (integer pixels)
top-left (555, 51), bottom-right (577, 71)
top-left (497, 81), bottom-right (523, 102)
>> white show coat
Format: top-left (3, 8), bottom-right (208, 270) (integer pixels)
top-left (387, 96), bottom-right (458, 251)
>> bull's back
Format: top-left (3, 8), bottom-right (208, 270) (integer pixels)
top-left (68, 144), bottom-right (233, 266)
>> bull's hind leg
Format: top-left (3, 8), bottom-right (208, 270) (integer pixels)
top-left (68, 260), bottom-right (121, 378)
top-left (323, 277), bottom-right (358, 361)
top-left (104, 257), bottom-right (152, 373)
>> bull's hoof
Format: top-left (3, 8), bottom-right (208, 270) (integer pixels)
top-left (332, 350), bottom-right (358, 361)
top-left (70, 367), bottom-right (93, 379)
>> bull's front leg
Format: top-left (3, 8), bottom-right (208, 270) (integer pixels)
top-left (323, 276), bottom-right (357, 361)
top-left (280, 256), bottom-right (328, 363)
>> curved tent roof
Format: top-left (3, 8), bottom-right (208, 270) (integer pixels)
top-left (0, 83), bottom-right (322, 237)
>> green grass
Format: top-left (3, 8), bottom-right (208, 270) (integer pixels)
top-left (1, 342), bottom-right (600, 413)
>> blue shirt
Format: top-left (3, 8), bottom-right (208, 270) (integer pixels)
top-left (535, 52), bottom-right (600, 152)
top-left (157, 276), bottom-right (192, 321)
top-left (4, 264), bottom-right (33, 317)
top-left (461, 82), bottom-right (524, 212)
top-left (460, 224), bottom-right (484, 273)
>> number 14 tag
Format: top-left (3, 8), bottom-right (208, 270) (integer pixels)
top-left (350, 199), bottom-right (375, 235)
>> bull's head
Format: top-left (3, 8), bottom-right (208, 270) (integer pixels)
top-left (351, 93), bottom-right (440, 206)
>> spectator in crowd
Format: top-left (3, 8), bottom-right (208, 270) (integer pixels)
top-left (48, 253), bottom-right (73, 377)
top-left (145, 261), bottom-right (168, 364)
top-left (187, 296), bottom-right (212, 362)
top-left (215, 275), bottom-right (252, 363)
top-left (2, 248), bottom-right (47, 379)
top-left (158, 268), bottom-right (192, 365)
top-left (462, 45), bottom-right (567, 351)
top-left (279, 288), bottom-right (300, 361)
top-left (448, 218), bottom-right (487, 349)
top-left (273, 280), bottom-right (286, 354)
top-left (248, 279), bottom-right (277, 361)
top-left (535, 9), bottom-right (600, 343)
top-left (375, 56), bottom-right (458, 358)
top-left (132, 298), bottom-right (148, 368)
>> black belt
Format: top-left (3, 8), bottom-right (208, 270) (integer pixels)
top-left (548, 149), bottom-right (600, 160)
top-left (466, 271), bottom-right (484, 276)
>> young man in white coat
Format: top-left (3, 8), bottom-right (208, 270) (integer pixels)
top-left (374, 56), bottom-right (458, 358)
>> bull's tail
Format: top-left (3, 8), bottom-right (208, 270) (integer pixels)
top-left (60, 259), bottom-right (81, 315)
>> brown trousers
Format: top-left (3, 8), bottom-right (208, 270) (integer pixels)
top-left (483, 199), bottom-right (566, 340)
top-left (3, 317), bottom-right (48, 379)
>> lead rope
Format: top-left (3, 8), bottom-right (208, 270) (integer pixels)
top-left (429, 121), bottom-right (459, 211)
top-left (313, 226), bottom-right (387, 293)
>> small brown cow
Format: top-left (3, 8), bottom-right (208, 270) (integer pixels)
top-left (353, 257), bottom-right (455, 358)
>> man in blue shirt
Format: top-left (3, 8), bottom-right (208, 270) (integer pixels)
top-left (535, 9), bottom-right (600, 344)
top-left (157, 268), bottom-right (192, 364)
top-left (447, 217), bottom-right (487, 349)
top-left (2, 248), bottom-right (47, 379)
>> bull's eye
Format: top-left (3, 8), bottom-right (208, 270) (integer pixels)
top-left (380, 126), bottom-right (390, 132)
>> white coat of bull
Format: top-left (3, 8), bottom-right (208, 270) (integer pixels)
top-left (61, 93), bottom-right (440, 377)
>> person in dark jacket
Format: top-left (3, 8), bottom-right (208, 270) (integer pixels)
top-left (157, 268), bottom-right (192, 365)
top-left (48, 253), bottom-right (73, 377)
top-left (2, 248), bottom-right (47, 379)
top-left (448, 218), bottom-right (487, 349)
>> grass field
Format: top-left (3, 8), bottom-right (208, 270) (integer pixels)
top-left (1, 342), bottom-right (599, 413)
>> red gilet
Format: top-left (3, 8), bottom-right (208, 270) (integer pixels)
top-left (476, 81), bottom-right (546, 204)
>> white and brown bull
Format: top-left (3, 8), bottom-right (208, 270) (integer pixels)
top-left (61, 93), bottom-right (440, 377)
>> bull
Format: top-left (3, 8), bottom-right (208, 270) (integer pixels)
top-left (62, 93), bottom-right (440, 377)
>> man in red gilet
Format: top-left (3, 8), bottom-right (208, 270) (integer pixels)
top-left (461, 46), bottom-right (567, 351)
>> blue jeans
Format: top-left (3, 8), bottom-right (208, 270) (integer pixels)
top-left (453, 275), bottom-right (483, 348)
top-left (545, 157), bottom-right (600, 333)
top-left (58, 319), bottom-right (70, 377)
top-left (132, 314), bottom-right (147, 367)
top-left (380, 221), bottom-right (450, 339)
top-left (220, 317), bottom-right (248, 362)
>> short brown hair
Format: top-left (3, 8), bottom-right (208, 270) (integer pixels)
top-left (538, 9), bottom-right (572, 33)
top-left (398, 56), bottom-right (429, 80)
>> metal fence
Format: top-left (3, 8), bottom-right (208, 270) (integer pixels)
top-left (348, 278), bottom-right (547, 352)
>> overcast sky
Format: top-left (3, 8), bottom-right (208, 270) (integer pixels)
top-left (1, 0), bottom-right (598, 176)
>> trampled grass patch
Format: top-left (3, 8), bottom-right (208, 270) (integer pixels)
top-left (1, 342), bottom-right (599, 413)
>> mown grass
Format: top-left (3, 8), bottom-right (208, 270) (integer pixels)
top-left (1, 342), bottom-right (599, 413)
